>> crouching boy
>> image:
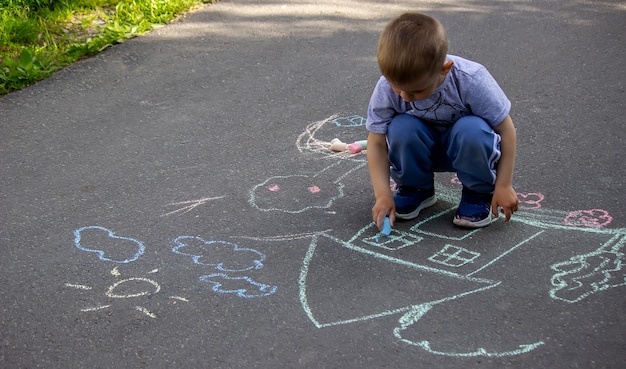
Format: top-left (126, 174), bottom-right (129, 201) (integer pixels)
top-left (367, 12), bottom-right (520, 229)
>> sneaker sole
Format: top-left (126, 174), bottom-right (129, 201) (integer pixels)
top-left (453, 213), bottom-right (497, 228)
top-left (395, 195), bottom-right (437, 220)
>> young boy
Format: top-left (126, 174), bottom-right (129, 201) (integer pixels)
top-left (367, 12), bottom-right (519, 230)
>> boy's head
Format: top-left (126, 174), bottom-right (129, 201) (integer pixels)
top-left (378, 13), bottom-right (449, 99)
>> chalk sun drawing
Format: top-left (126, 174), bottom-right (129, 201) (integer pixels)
top-left (65, 267), bottom-right (189, 319)
top-left (73, 226), bottom-right (145, 264)
top-left (171, 236), bottom-right (266, 272)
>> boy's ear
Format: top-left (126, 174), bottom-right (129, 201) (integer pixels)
top-left (440, 60), bottom-right (454, 75)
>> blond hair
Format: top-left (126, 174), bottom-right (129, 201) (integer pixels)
top-left (377, 13), bottom-right (448, 84)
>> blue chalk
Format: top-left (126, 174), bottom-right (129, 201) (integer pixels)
top-left (381, 217), bottom-right (392, 236)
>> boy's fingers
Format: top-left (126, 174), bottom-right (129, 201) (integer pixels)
top-left (501, 205), bottom-right (514, 221)
top-left (375, 212), bottom-right (385, 230)
top-left (491, 203), bottom-right (499, 217)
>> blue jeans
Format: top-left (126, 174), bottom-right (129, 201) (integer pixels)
top-left (386, 114), bottom-right (501, 194)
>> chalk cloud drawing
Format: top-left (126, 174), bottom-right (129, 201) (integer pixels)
top-left (68, 228), bottom-right (278, 318)
top-left (287, 115), bottom-right (624, 358)
top-left (172, 236), bottom-right (266, 272)
top-left (73, 226), bottom-right (145, 264)
top-left (171, 236), bottom-right (277, 298)
top-left (199, 273), bottom-right (277, 298)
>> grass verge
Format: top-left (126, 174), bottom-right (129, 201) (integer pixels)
top-left (0, 0), bottom-right (214, 95)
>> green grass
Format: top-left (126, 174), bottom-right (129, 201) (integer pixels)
top-left (0, 0), bottom-right (214, 95)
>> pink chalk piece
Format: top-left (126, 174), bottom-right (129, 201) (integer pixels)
top-left (268, 184), bottom-right (280, 192)
top-left (347, 143), bottom-right (363, 154)
top-left (450, 173), bottom-right (462, 185)
top-left (517, 192), bottom-right (545, 210)
top-left (389, 178), bottom-right (398, 192)
top-left (308, 186), bottom-right (321, 194)
top-left (564, 209), bottom-right (613, 228)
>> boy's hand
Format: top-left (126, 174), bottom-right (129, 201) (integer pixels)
top-left (372, 195), bottom-right (396, 230)
top-left (367, 131), bottom-right (396, 230)
top-left (491, 185), bottom-right (519, 221)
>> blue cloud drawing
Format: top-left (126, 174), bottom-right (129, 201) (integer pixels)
top-left (73, 226), bottom-right (145, 263)
top-left (199, 273), bottom-right (277, 298)
top-left (172, 236), bottom-right (265, 272)
top-left (332, 115), bottom-right (365, 127)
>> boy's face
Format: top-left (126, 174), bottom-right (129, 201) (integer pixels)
top-left (387, 60), bottom-right (454, 102)
top-left (388, 73), bottom-right (442, 102)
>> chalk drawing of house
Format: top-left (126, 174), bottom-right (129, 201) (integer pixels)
top-left (293, 115), bottom-right (625, 356)
top-left (298, 183), bottom-right (625, 357)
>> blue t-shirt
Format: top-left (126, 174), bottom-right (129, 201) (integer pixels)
top-left (366, 55), bottom-right (511, 134)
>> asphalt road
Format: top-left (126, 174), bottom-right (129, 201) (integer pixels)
top-left (1, 0), bottom-right (625, 368)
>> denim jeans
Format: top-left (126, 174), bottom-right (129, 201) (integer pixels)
top-left (386, 113), bottom-right (501, 194)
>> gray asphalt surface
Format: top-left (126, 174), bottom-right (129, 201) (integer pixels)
top-left (1, 0), bottom-right (625, 368)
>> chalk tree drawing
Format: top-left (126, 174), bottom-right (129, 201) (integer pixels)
top-left (550, 232), bottom-right (626, 303)
top-left (276, 115), bottom-right (625, 357)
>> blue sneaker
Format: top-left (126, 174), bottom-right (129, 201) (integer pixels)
top-left (394, 187), bottom-right (436, 220)
top-left (453, 187), bottom-right (494, 228)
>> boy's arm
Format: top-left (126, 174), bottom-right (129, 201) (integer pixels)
top-left (367, 132), bottom-right (396, 229)
top-left (492, 114), bottom-right (519, 221)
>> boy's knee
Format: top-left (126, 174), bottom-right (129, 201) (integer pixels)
top-left (450, 116), bottom-right (493, 143)
top-left (388, 114), bottom-right (430, 144)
